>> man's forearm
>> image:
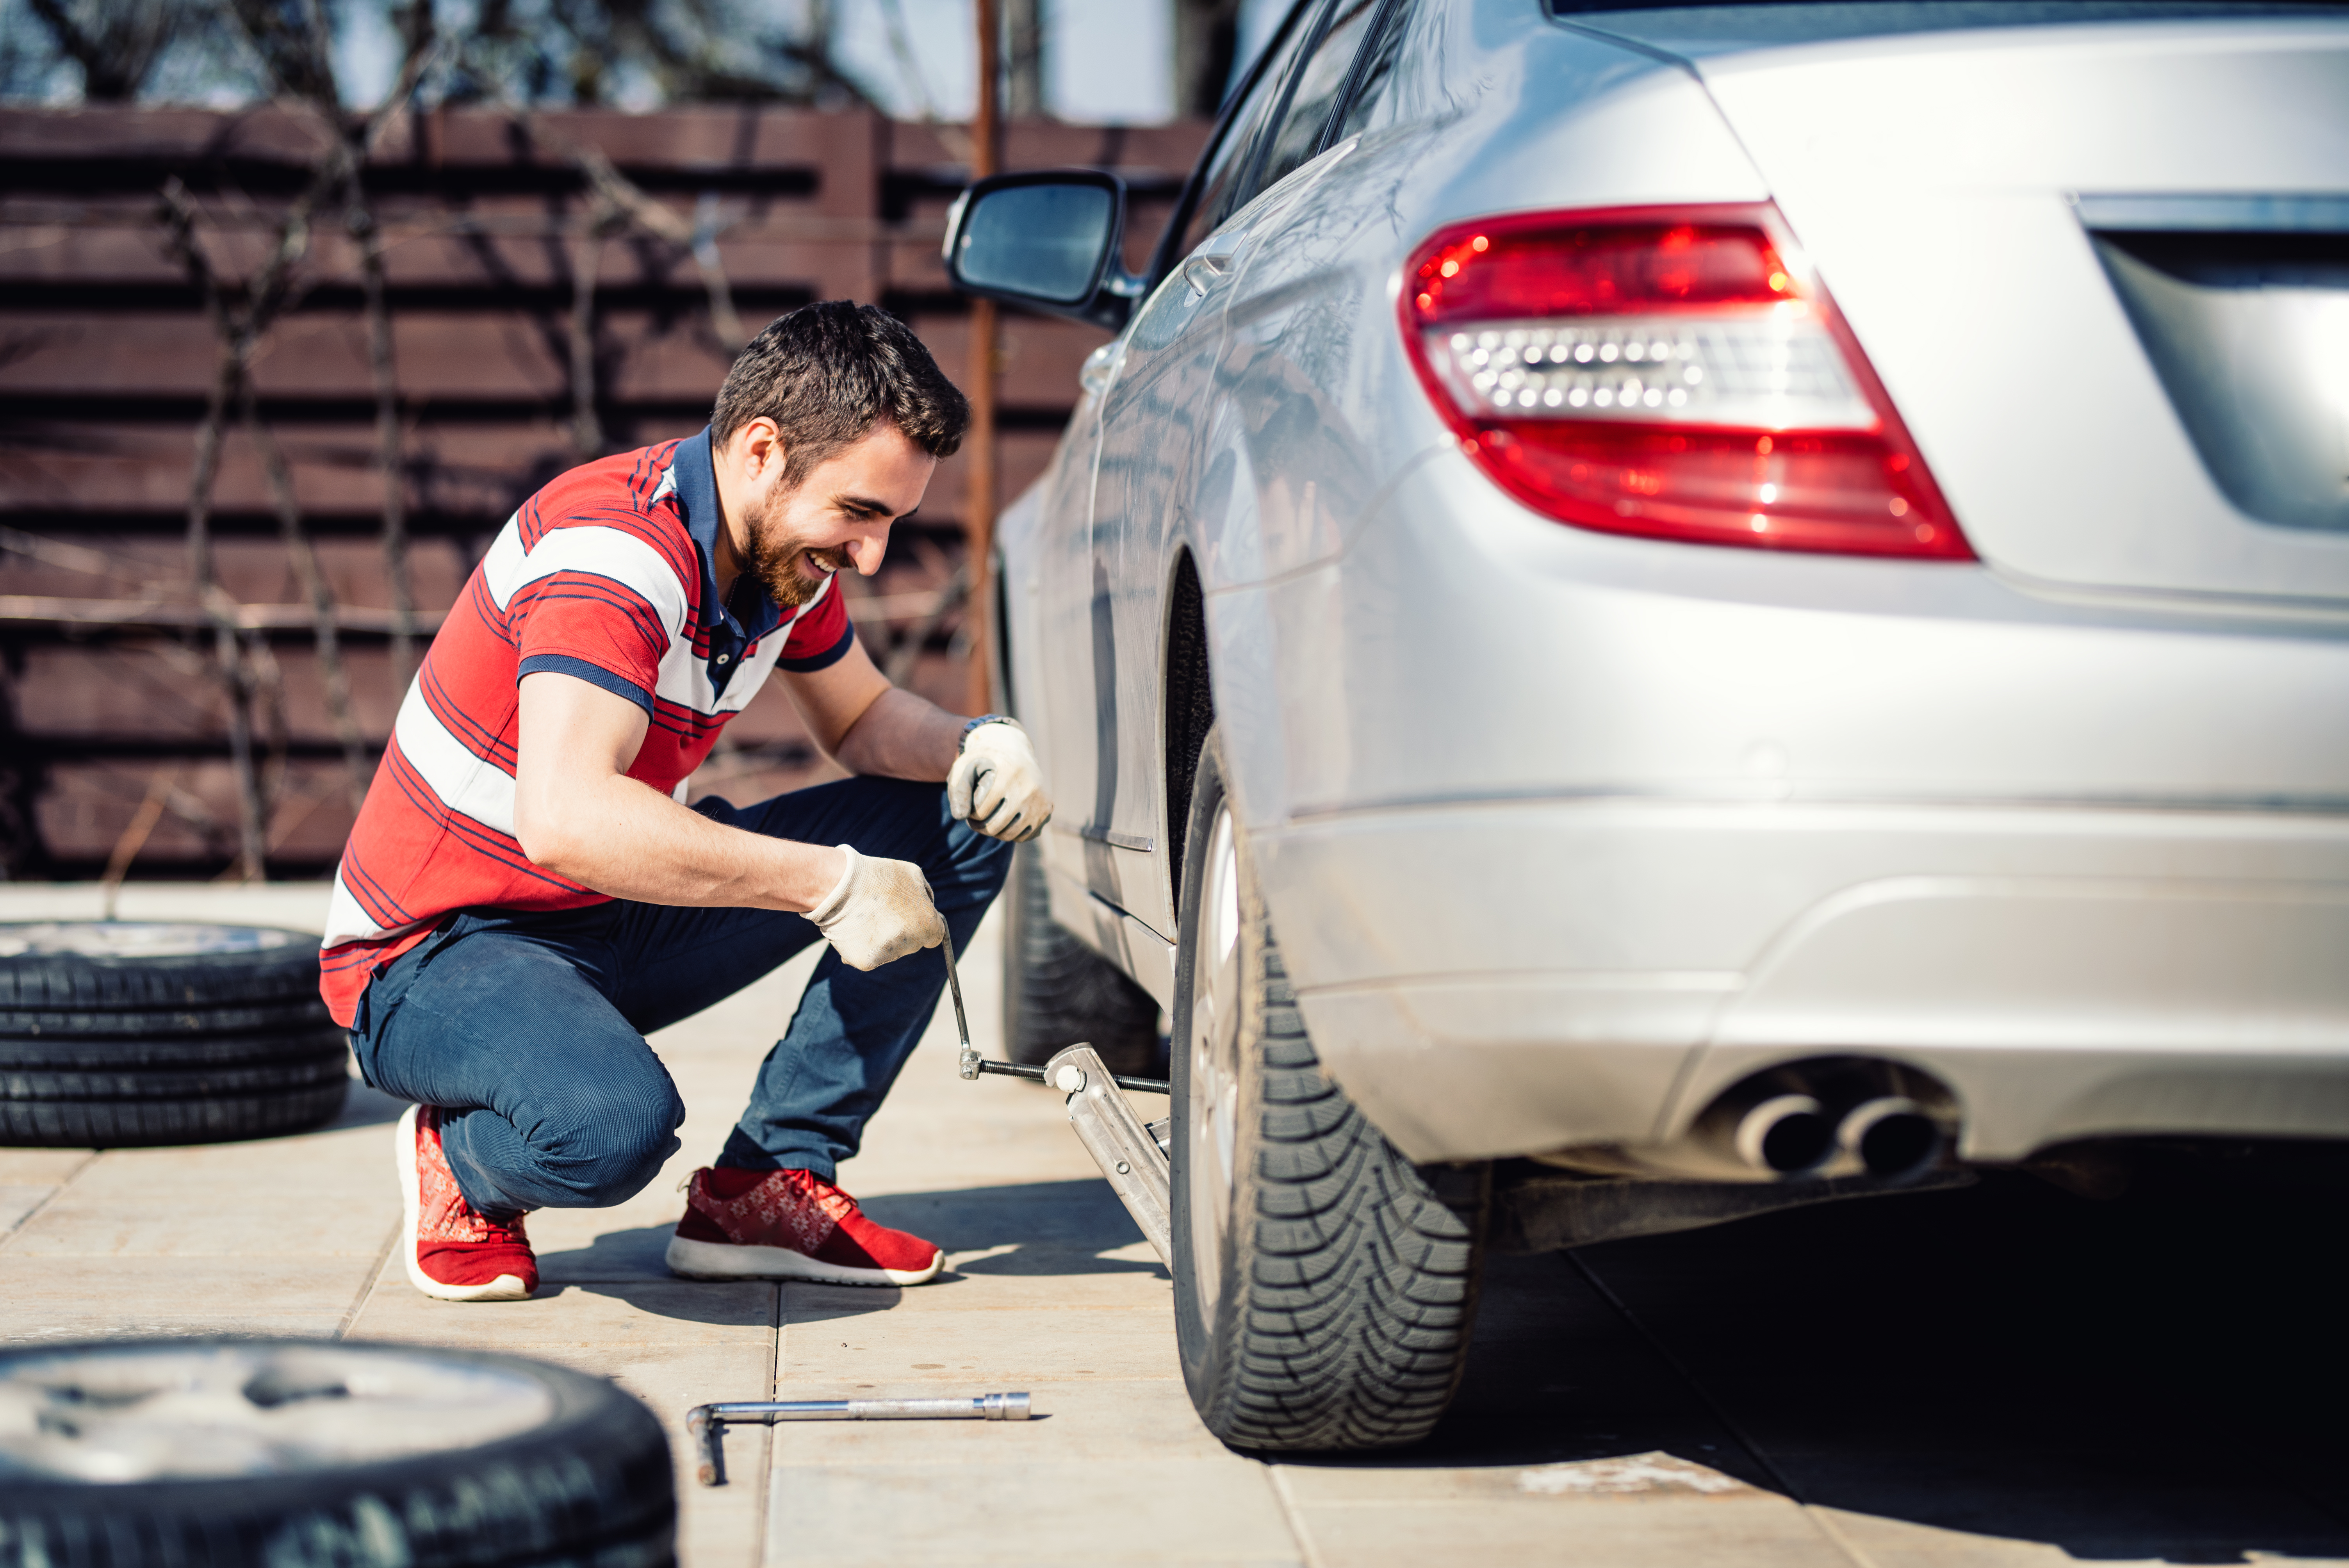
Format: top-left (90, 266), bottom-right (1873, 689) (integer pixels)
top-left (520, 771), bottom-right (842, 911)
top-left (830, 686), bottom-right (965, 782)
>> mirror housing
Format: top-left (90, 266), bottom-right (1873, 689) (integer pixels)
top-left (944, 170), bottom-right (1144, 331)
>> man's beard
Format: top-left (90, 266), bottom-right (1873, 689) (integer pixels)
top-left (742, 502), bottom-right (853, 609)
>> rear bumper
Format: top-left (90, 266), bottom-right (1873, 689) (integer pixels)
top-left (1255, 798), bottom-right (2349, 1164)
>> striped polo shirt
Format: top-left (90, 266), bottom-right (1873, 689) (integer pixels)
top-left (319, 427), bottom-right (853, 1026)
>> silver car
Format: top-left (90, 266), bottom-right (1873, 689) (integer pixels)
top-left (946, 0), bottom-right (2349, 1450)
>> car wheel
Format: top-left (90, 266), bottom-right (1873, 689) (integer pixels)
top-left (0, 1338), bottom-right (675, 1567)
top-left (0, 922), bottom-right (349, 1147)
top-left (1169, 728), bottom-right (1489, 1451)
top-left (1001, 843), bottom-right (1163, 1076)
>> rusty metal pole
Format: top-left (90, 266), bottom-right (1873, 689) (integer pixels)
top-left (964, 0), bottom-right (1002, 716)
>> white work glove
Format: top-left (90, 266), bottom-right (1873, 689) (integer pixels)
top-left (806, 845), bottom-right (946, 970)
top-left (947, 717), bottom-right (1052, 843)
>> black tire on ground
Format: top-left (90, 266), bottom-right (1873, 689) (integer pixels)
top-left (0, 1339), bottom-right (676, 1568)
top-left (0, 1026), bottom-right (349, 1071)
top-left (0, 923), bottom-right (325, 1010)
top-left (0, 1084), bottom-right (353, 1148)
top-left (0, 924), bottom-right (349, 1148)
top-left (1169, 728), bottom-right (1490, 1452)
top-left (1001, 843), bottom-right (1163, 1076)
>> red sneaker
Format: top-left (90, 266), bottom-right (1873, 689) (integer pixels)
top-left (395, 1104), bottom-right (538, 1302)
top-left (665, 1167), bottom-right (942, 1286)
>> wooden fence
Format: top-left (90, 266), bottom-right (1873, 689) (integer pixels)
top-left (0, 104), bottom-right (1207, 879)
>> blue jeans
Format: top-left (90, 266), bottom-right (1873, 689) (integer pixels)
top-left (348, 777), bottom-right (1011, 1218)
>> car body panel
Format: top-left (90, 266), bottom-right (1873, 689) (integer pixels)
top-left (1679, 20), bottom-right (2349, 602)
top-left (990, 0), bottom-right (2349, 1173)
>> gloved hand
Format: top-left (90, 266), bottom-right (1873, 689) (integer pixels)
top-left (947, 718), bottom-right (1052, 843)
top-left (805, 844), bottom-right (946, 969)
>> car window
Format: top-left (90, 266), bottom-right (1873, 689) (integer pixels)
top-left (1330, 0), bottom-right (1411, 143)
top-left (1168, 0), bottom-right (1328, 267)
top-left (1250, 0), bottom-right (1383, 194)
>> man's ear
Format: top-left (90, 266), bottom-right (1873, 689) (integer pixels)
top-left (739, 418), bottom-right (787, 484)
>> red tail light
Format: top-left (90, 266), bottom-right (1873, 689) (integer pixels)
top-left (1401, 205), bottom-right (1972, 560)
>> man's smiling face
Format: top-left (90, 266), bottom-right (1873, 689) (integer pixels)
top-left (732, 421), bottom-right (936, 608)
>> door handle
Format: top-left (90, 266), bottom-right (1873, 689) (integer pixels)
top-left (1078, 339), bottom-right (1124, 398)
top-left (1179, 228), bottom-right (1252, 302)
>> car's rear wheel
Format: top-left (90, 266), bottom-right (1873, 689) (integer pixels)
top-left (1169, 728), bottom-right (1488, 1451)
top-left (1001, 842), bottom-right (1163, 1076)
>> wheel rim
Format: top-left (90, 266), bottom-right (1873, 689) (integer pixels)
top-left (0, 1343), bottom-right (555, 1482)
top-left (1185, 801), bottom-right (1244, 1333)
top-left (0, 923), bottom-right (305, 960)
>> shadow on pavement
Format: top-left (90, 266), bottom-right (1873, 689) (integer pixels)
top-left (323, 1080), bottom-right (409, 1131)
top-left (862, 1178), bottom-right (1168, 1280)
top-left (1301, 1165), bottom-right (2349, 1564)
top-left (537, 1178), bottom-right (1165, 1324)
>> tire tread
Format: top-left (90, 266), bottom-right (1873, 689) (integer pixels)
top-left (1176, 736), bottom-right (1487, 1453)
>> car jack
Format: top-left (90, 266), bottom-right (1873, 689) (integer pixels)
top-left (943, 938), bottom-right (1173, 1266)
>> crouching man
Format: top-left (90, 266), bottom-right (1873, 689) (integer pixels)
top-left (319, 302), bottom-right (1049, 1302)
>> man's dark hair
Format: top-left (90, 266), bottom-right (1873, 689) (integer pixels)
top-left (711, 301), bottom-right (969, 484)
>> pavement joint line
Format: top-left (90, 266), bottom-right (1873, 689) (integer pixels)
top-left (1564, 1252), bottom-right (1831, 1516)
top-left (1264, 1464), bottom-right (1328, 1568)
top-left (759, 1279), bottom-right (781, 1559)
top-left (335, 1217), bottom-right (404, 1341)
top-left (1803, 1503), bottom-right (1892, 1568)
top-left (0, 1151), bottom-right (100, 1254)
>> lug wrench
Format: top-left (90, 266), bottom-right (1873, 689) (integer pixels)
top-left (944, 935), bottom-right (1169, 1094)
top-left (686, 1393), bottom-right (1030, 1486)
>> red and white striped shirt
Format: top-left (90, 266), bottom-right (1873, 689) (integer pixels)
top-left (319, 428), bottom-right (852, 1026)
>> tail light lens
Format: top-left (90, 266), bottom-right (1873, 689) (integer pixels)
top-left (1401, 205), bottom-right (1972, 560)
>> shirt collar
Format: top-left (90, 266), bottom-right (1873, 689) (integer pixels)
top-left (670, 426), bottom-right (785, 645)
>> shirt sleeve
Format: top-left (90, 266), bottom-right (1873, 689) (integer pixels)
top-left (508, 529), bottom-right (689, 712)
top-left (774, 577), bottom-right (856, 673)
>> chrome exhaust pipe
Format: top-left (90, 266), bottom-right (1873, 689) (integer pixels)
top-left (1837, 1096), bottom-right (1944, 1179)
top-left (1725, 1092), bottom-right (1837, 1176)
top-left (1532, 1060), bottom-right (1953, 1185)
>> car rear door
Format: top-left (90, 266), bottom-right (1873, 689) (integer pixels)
top-left (1066, 0), bottom-right (1330, 939)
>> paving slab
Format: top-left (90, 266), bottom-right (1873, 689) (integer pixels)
top-left (0, 1253), bottom-right (367, 1344)
top-left (766, 1459), bottom-right (1303, 1568)
top-left (13, 880), bottom-right (2349, 1568)
top-left (0, 1186), bottom-right (55, 1233)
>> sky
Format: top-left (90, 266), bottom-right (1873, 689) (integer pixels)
top-left (326, 0), bottom-right (1296, 123)
top-left (836, 0), bottom-right (1172, 124)
top-left (832, 0), bottom-right (1289, 123)
top-left (330, 0), bottom-right (1289, 124)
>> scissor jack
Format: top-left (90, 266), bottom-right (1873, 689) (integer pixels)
top-left (942, 937), bottom-right (1174, 1267)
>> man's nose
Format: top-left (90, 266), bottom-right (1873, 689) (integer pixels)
top-left (847, 534), bottom-right (886, 575)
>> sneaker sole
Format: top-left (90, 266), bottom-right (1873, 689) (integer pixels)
top-left (396, 1103), bottom-right (532, 1304)
top-left (664, 1233), bottom-right (943, 1287)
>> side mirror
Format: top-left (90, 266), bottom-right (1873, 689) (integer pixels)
top-left (944, 170), bottom-right (1141, 331)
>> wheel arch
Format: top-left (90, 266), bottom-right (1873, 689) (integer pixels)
top-left (1162, 548), bottom-right (1214, 920)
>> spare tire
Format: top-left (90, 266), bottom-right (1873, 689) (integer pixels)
top-left (0, 1339), bottom-right (675, 1568)
top-left (0, 923), bottom-right (347, 1148)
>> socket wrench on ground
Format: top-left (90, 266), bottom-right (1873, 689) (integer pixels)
top-left (686, 1393), bottom-right (1030, 1485)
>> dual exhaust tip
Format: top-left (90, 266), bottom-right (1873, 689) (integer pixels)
top-left (1727, 1090), bottom-right (1947, 1181)
top-left (1533, 1057), bottom-right (1956, 1186)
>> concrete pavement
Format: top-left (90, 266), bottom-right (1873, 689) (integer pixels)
top-left (5, 883), bottom-right (2348, 1565)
